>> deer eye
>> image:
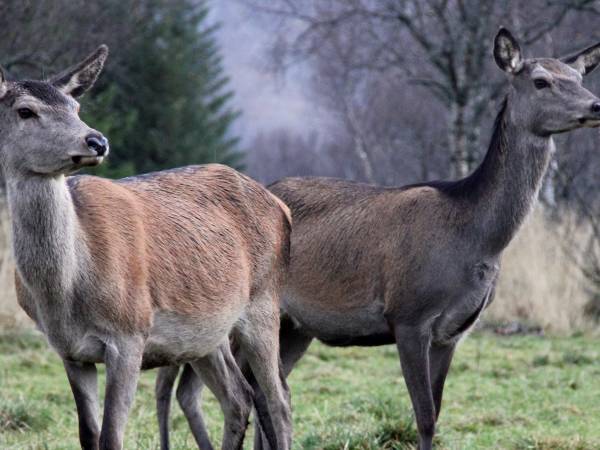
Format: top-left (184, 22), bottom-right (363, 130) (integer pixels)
top-left (534, 79), bottom-right (550, 90)
top-left (17, 108), bottom-right (37, 119)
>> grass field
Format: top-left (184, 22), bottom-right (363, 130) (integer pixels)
top-left (1, 330), bottom-right (600, 449)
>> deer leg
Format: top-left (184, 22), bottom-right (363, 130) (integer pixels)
top-left (234, 294), bottom-right (293, 450)
top-left (99, 338), bottom-right (144, 450)
top-left (393, 324), bottom-right (435, 450)
top-left (64, 360), bottom-right (100, 450)
top-left (191, 344), bottom-right (253, 450)
top-left (156, 366), bottom-right (180, 450)
top-left (250, 316), bottom-right (312, 450)
top-left (176, 363), bottom-right (214, 450)
top-left (429, 342), bottom-right (456, 421)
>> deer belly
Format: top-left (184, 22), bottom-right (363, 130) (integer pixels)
top-left (142, 311), bottom-right (236, 368)
top-left (283, 292), bottom-right (391, 343)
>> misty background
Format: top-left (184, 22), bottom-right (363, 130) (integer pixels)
top-left (213, 3), bottom-right (329, 147)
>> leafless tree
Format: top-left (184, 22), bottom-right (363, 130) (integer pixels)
top-left (243, 0), bottom-right (600, 180)
top-left (0, 1), bottom-right (148, 79)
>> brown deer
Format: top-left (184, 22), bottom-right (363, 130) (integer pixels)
top-left (155, 28), bottom-right (600, 449)
top-left (0, 46), bottom-right (292, 450)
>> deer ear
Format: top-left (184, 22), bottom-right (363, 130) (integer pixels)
top-left (562, 42), bottom-right (600, 76)
top-left (494, 27), bottom-right (523, 73)
top-left (50, 45), bottom-right (108, 98)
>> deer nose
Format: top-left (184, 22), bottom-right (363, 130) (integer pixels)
top-left (85, 134), bottom-right (109, 157)
top-left (592, 102), bottom-right (600, 115)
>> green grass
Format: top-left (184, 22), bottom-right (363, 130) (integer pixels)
top-left (1, 331), bottom-right (600, 449)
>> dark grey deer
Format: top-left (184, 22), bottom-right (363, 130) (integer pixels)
top-left (155, 28), bottom-right (600, 450)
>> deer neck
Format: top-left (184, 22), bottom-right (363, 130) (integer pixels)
top-left (6, 174), bottom-right (85, 302)
top-left (465, 96), bottom-right (552, 253)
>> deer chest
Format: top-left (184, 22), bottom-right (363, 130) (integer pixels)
top-left (431, 260), bottom-right (499, 344)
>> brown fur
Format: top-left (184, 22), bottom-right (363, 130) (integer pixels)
top-left (12, 164), bottom-right (293, 449)
top-left (48, 164), bottom-right (290, 334)
top-left (3, 44), bottom-right (294, 449)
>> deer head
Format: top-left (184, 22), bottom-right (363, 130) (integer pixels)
top-left (494, 27), bottom-right (600, 136)
top-left (0, 46), bottom-right (110, 177)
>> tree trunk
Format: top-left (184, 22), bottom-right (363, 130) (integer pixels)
top-left (449, 103), bottom-right (470, 179)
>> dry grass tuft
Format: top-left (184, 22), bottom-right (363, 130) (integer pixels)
top-left (488, 207), bottom-right (593, 334)
top-left (0, 200), bottom-right (31, 330)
